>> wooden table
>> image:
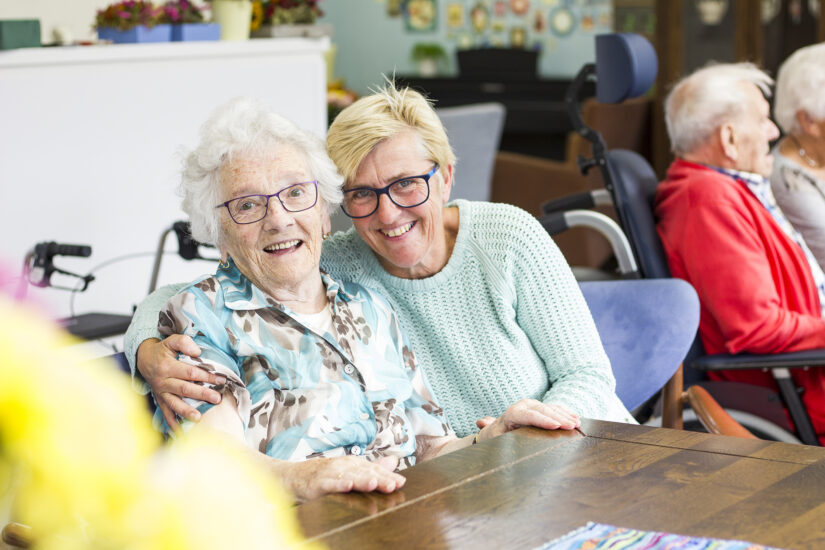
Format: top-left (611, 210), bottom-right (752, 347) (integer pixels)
top-left (296, 420), bottom-right (825, 549)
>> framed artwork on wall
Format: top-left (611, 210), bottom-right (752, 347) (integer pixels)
top-left (387, 0), bottom-right (403, 17)
top-left (510, 0), bottom-right (530, 16)
top-left (447, 2), bottom-right (464, 28)
top-left (549, 6), bottom-right (576, 36)
top-left (470, 2), bottom-right (489, 33)
top-left (403, 0), bottom-right (437, 32)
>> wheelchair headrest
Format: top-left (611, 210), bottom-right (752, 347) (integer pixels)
top-left (595, 33), bottom-right (657, 104)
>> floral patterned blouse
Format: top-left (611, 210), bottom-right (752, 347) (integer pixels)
top-left (157, 258), bottom-right (454, 469)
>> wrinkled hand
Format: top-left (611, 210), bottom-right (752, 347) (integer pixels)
top-left (136, 335), bottom-right (225, 429)
top-left (476, 399), bottom-right (580, 443)
top-left (280, 455), bottom-right (406, 502)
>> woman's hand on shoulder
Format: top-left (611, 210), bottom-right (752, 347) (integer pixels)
top-left (476, 399), bottom-right (580, 442)
top-left (136, 335), bottom-right (225, 429)
top-left (278, 455), bottom-right (406, 502)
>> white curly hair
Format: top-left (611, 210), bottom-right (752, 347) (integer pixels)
top-left (180, 97), bottom-right (343, 246)
top-left (774, 43), bottom-right (825, 135)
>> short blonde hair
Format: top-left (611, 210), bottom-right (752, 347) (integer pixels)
top-left (774, 43), bottom-right (825, 135)
top-left (326, 83), bottom-right (456, 184)
top-left (665, 62), bottom-right (773, 156)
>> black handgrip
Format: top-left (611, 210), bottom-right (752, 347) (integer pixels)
top-left (53, 243), bottom-right (92, 257)
top-left (172, 221), bottom-right (215, 260)
top-left (539, 212), bottom-right (569, 236)
top-left (34, 242), bottom-right (92, 259)
top-left (541, 192), bottom-right (596, 216)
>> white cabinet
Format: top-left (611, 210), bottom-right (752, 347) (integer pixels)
top-left (0, 38), bottom-right (328, 322)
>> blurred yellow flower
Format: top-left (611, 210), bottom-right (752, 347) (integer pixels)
top-left (251, 1), bottom-right (264, 31)
top-left (0, 295), bottom-right (319, 550)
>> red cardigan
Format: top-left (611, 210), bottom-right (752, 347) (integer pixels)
top-left (655, 159), bottom-right (825, 437)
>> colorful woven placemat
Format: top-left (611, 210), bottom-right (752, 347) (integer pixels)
top-left (538, 522), bottom-right (784, 550)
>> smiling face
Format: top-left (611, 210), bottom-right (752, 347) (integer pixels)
top-left (217, 144), bottom-right (329, 308)
top-left (347, 130), bottom-right (455, 279)
top-left (730, 82), bottom-right (781, 177)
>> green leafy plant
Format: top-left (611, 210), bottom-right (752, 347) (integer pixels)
top-left (95, 1), bottom-right (165, 31)
top-left (410, 42), bottom-right (447, 62)
top-left (264, 0), bottom-right (324, 25)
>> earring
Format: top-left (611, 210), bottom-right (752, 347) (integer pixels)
top-left (322, 232), bottom-right (331, 240)
top-left (218, 258), bottom-right (230, 269)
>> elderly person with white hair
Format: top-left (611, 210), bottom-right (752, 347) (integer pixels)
top-left (157, 97), bottom-right (577, 502)
top-left (771, 43), bottom-right (825, 271)
top-left (654, 62), bottom-right (825, 444)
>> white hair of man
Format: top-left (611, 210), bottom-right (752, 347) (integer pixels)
top-left (181, 97), bottom-right (344, 246)
top-left (774, 43), bottom-right (825, 135)
top-left (665, 62), bottom-right (774, 156)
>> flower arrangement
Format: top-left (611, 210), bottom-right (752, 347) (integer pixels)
top-left (95, 0), bottom-right (165, 31)
top-left (161, 0), bottom-right (207, 23)
top-left (0, 294), bottom-right (317, 549)
top-left (264, 0), bottom-right (324, 25)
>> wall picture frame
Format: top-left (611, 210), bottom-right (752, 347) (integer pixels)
top-left (403, 0), bottom-right (438, 32)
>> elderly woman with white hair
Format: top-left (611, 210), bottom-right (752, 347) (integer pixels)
top-left (771, 43), bottom-right (825, 271)
top-left (157, 97), bottom-right (576, 502)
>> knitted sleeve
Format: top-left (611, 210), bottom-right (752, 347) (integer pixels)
top-left (487, 203), bottom-right (619, 419)
top-left (320, 228), bottom-right (369, 284)
top-left (123, 282), bottom-right (187, 393)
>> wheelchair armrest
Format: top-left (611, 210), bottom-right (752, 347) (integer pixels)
top-left (540, 211), bottom-right (568, 236)
top-left (540, 210), bottom-right (639, 276)
top-left (689, 349), bottom-right (825, 371)
top-left (541, 189), bottom-right (612, 216)
top-left (683, 385), bottom-right (757, 439)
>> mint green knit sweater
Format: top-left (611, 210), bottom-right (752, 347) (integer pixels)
top-left (125, 200), bottom-right (631, 436)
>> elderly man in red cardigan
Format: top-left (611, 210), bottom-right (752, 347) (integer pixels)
top-left (655, 62), bottom-right (825, 443)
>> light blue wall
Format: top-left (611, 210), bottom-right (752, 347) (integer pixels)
top-left (320, 0), bottom-right (613, 95)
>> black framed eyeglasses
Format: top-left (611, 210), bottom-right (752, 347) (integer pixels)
top-left (215, 181), bottom-right (318, 224)
top-left (341, 164), bottom-right (438, 219)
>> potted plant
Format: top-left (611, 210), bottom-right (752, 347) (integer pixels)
top-left (252, 0), bottom-right (332, 38)
top-left (207, 0), bottom-right (253, 40)
top-left (411, 42), bottom-right (447, 77)
top-left (162, 0), bottom-right (220, 41)
top-left (95, 1), bottom-right (172, 44)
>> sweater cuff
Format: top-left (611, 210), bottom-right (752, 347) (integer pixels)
top-left (124, 326), bottom-right (163, 396)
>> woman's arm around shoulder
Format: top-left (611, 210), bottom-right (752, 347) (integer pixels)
top-left (146, 280), bottom-right (230, 430)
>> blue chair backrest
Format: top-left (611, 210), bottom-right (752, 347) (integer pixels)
top-left (595, 33), bottom-right (658, 104)
top-left (588, 34), bottom-right (709, 380)
top-left (579, 278), bottom-right (700, 411)
top-left (604, 149), bottom-right (671, 279)
top-left (603, 150), bottom-right (709, 379)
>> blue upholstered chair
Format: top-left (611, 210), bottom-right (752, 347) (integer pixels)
top-left (580, 279), bottom-right (752, 436)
